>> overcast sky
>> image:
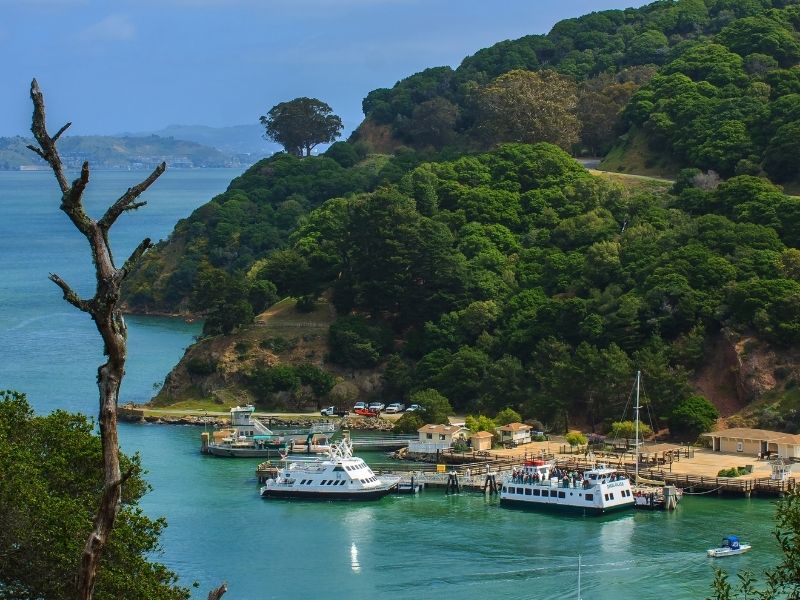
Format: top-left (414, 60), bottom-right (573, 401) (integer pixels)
top-left (1, 0), bottom-right (649, 137)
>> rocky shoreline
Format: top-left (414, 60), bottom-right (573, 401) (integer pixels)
top-left (118, 405), bottom-right (394, 431)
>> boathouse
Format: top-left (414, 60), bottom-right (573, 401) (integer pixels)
top-left (470, 430), bottom-right (494, 451)
top-left (703, 428), bottom-right (800, 459)
top-left (409, 424), bottom-right (468, 453)
top-left (497, 422), bottom-right (532, 446)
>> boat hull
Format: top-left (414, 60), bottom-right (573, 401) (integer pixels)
top-left (206, 445), bottom-right (283, 458)
top-left (708, 546), bottom-right (751, 557)
top-left (500, 497), bottom-right (634, 516)
top-left (260, 486), bottom-right (396, 501)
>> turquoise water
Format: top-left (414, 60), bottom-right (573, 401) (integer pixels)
top-left (0, 170), bottom-right (785, 599)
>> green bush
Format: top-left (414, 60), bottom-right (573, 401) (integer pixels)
top-left (669, 395), bottom-right (719, 439)
top-left (393, 411), bottom-right (425, 434)
top-left (185, 356), bottom-right (217, 376)
top-left (717, 466), bottom-right (749, 477)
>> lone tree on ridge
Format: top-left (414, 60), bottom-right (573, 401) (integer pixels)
top-left (260, 97), bottom-right (343, 157)
top-left (27, 79), bottom-right (227, 600)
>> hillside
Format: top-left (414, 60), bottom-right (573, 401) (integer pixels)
top-left (0, 134), bottom-right (248, 170)
top-left (128, 0), bottom-right (800, 437)
top-left (145, 144), bottom-right (800, 437)
top-left (353, 0), bottom-right (800, 183)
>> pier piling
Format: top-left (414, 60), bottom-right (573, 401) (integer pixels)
top-left (483, 473), bottom-right (499, 495)
top-left (445, 472), bottom-right (461, 494)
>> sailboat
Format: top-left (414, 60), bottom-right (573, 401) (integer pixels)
top-left (627, 371), bottom-right (682, 510)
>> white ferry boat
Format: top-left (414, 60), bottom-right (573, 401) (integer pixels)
top-left (260, 438), bottom-right (400, 500)
top-left (500, 459), bottom-right (635, 515)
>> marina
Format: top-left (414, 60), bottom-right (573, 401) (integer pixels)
top-left (2, 169), bottom-right (794, 599)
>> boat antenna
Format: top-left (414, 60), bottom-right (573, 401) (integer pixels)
top-left (635, 370), bottom-right (641, 485)
top-left (577, 554), bottom-right (582, 600)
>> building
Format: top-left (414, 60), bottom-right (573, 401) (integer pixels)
top-left (409, 424), bottom-right (468, 453)
top-left (702, 428), bottom-right (800, 459)
top-left (497, 422), bottom-right (532, 446)
top-left (470, 430), bottom-right (494, 451)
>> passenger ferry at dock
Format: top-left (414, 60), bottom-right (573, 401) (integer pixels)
top-left (260, 438), bottom-right (400, 500)
top-left (500, 459), bottom-right (635, 515)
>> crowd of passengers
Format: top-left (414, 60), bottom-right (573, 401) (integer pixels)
top-left (509, 467), bottom-right (627, 489)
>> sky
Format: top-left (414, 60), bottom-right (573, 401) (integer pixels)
top-left (1, 0), bottom-right (650, 138)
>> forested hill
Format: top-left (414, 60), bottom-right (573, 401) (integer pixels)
top-left (136, 143), bottom-right (800, 435)
top-left (356, 0), bottom-right (800, 183)
top-left (126, 0), bottom-right (800, 435)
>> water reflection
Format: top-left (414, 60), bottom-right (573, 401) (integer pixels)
top-left (350, 542), bottom-right (360, 573)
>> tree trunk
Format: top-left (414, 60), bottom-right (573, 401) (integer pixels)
top-left (28, 79), bottom-right (225, 600)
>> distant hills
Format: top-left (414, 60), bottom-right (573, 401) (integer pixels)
top-left (130, 124), bottom-right (281, 157)
top-left (0, 124), bottom-right (278, 171)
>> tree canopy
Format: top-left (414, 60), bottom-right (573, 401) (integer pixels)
top-left (260, 97), bottom-right (343, 157)
top-left (0, 391), bottom-right (189, 600)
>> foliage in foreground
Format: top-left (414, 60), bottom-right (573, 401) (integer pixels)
top-left (709, 487), bottom-right (800, 599)
top-left (0, 391), bottom-right (189, 600)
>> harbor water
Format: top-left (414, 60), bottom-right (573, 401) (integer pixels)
top-left (0, 169), bottom-right (785, 599)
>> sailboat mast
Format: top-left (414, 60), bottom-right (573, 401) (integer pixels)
top-left (635, 370), bottom-right (641, 483)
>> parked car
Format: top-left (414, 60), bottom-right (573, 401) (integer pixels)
top-left (320, 406), bottom-right (349, 417)
top-left (405, 404), bottom-right (422, 412)
top-left (368, 402), bottom-right (385, 412)
top-left (384, 403), bottom-right (405, 413)
top-left (353, 402), bottom-right (367, 411)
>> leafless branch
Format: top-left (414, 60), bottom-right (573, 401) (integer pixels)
top-left (52, 121), bottom-right (71, 142)
top-left (207, 583), bottom-right (228, 600)
top-left (117, 238), bottom-right (153, 283)
top-left (49, 273), bottom-right (91, 313)
top-left (99, 162), bottom-right (166, 231)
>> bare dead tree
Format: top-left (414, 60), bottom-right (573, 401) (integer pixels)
top-left (28, 80), bottom-right (225, 600)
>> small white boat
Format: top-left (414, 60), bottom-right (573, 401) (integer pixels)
top-left (707, 535), bottom-right (751, 557)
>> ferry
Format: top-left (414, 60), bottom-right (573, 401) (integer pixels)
top-left (260, 438), bottom-right (400, 500)
top-left (201, 405), bottom-right (333, 457)
top-left (500, 459), bottom-right (635, 515)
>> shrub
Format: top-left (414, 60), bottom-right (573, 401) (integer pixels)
top-left (393, 412), bottom-right (425, 434)
top-left (565, 431), bottom-right (588, 447)
top-left (186, 356), bottom-right (216, 376)
top-left (669, 395), bottom-right (719, 438)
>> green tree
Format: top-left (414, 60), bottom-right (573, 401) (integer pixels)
top-left (476, 69), bottom-right (580, 150)
top-left (393, 411), bottom-right (425, 434)
top-left (260, 97), bottom-right (343, 157)
top-left (494, 407), bottom-right (522, 426)
top-left (413, 389), bottom-right (453, 424)
top-left (610, 420), bottom-right (653, 442)
top-left (465, 414), bottom-right (497, 433)
top-left (566, 431), bottom-right (588, 447)
top-left (0, 391), bottom-right (190, 600)
top-left (669, 395), bottom-right (718, 439)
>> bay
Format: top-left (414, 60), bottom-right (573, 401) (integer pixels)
top-left (0, 169), bottom-right (784, 600)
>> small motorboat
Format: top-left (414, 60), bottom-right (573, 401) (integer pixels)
top-left (707, 535), bottom-right (751, 557)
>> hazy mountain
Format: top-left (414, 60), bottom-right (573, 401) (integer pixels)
top-left (124, 124), bottom-right (280, 158)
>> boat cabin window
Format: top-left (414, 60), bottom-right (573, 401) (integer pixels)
top-left (550, 490), bottom-right (558, 497)
top-left (558, 492), bottom-right (565, 498)
top-left (334, 466), bottom-right (344, 472)
top-left (585, 494), bottom-right (593, 501)
top-left (525, 488), bottom-right (532, 495)
top-left (533, 489), bottom-right (540, 496)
